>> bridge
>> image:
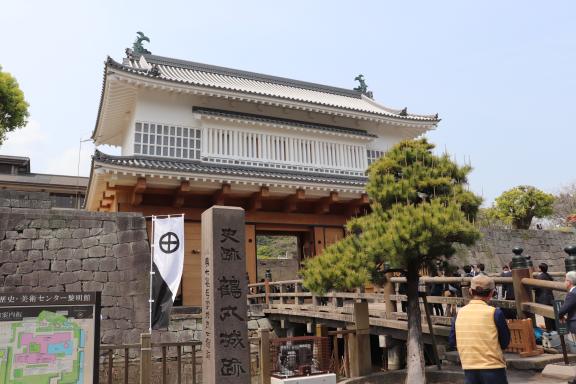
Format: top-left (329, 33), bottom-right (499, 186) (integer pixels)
top-left (247, 266), bottom-right (568, 376)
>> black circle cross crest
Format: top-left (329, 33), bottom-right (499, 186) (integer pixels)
top-left (159, 232), bottom-right (180, 254)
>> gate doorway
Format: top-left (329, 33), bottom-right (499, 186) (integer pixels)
top-left (256, 231), bottom-right (303, 282)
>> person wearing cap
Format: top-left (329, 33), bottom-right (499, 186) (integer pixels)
top-left (449, 275), bottom-right (511, 384)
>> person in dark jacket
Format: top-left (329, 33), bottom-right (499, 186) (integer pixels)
top-left (535, 263), bottom-right (555, 331)
top-left (560, 271), bottom-right (576, 384)
top-left (559, 271), bottom-right (576, 333)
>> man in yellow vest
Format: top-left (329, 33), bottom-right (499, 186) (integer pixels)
top-left (449, 274), bottom-right (511, 383)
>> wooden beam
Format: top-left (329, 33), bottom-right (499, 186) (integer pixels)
top-left (249, 186), bottom-right (270, 212)
top-left (346, 193), bottom-right (370, 216)
top-left (131, 178), bottom-right (147, 206)
top-left (212, 183), bottom-right (231, 205)
top-left (172, 180), bottom-right (191, 208)
top-left (315, 192), bottom-right (339, 214)
top-left (284, 188), bottom-right (305, 212)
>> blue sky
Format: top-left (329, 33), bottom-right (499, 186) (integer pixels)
top-left (0, 1), bottom-right (574, 204)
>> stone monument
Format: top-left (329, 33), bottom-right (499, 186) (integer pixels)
top-left (202, 206), bottom-right (250, 384)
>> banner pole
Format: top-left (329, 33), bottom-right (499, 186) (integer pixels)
top-left (149, 215), bottom-right (155, 334)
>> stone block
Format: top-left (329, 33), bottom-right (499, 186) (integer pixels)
top-left (42, 250), bottom-right (56, 260)
top-left (11, 250), bottom-right (27, 262)
top-left (0, 251), bottom-right (8, 263)
top-left (56, 249), bottom-right (74, 260)
top-left (72, 228), bottom-right (90, 239)
top-left (66, 259), bottom-right (81, 272)
top-left (18, 261), bottom-right (34, 274)
top-left (31, 239), bottom-right (45, 250)
top-left (103, 221), bottom-right (117, 234)
top-left (116, 296), bottom-right (133, 308)
top-left (22, 272), bottom-right (39, 286)
top-left (37, 271), bottom-right (59, 287)
top-left (131, 241), bottom-right (150, 261)
top-left (168, 321), bottom-right (183, 332)
top-left (5, 231), bottom-right (18, 239)
top-left (116, 257), bottom-right (133, 271)
top-left (88, 246), bottom-right (105, 258)
top-left (60, 271), bottom-right (79, 285)
top-left (49, 219), bottom-right (66, 229)
top-left (48, 238), bottom-right (61, 249)
top-left (101, 295), bottom-right (115, 306)
top-left (82, 259), bottom-right (100, 271)
top-left (61, 238), bottom-right (81, 248)
top-left (132, 217), bottom-right (146, 229)
top-left (78, 271), bottom-right (94, 281)
top-left (0, 262), bottom-right (17, 275)
top-left (30, 219), bottom-right (50, 229)
top-left (117, 230), bottom-right (134, 243)
top-left (94, 272), bottom-right (108, 282)
top-left (115, 320), bottom-right (131, 330)
top-left (182, 319), bottom-right (197, 330)
top-left (89, 228), bottom-right (103, 236)
top-left (107, 271), bottom-right (125, 282)
top-left (112, 243), bottom-right (132, 258)
top-left (28, 250), bottom-right (42, 261)
top-left (54, 228), bottom-right (71, 239)
top-left (73, 248), bottom-right (88, 259)
top-left (99, 233), bottom-right (118, 245)
top-left (15, 239), bottom-right (32, 251)
top-left (4, 274), bottom-right (22, 287)
top-left (22, 228), bottom-right (37, 239)
top-left (65, 282), bottom-right (82, 292)
top-left (82, 237), bottom-right (99, 248)
top-left (99, 257), bottom-right (116, 272)
top-left (34, 260), bottom-right (50, 270)
top-left (82, 281), bottom-right (104, 291)
top-left (1, 239), bottom-right (15, 251)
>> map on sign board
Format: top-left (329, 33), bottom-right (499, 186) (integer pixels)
top-left (0, 292), bottom-right (100, 384)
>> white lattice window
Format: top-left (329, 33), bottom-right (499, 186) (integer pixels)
top-left (367, 149), bottom-right (385, 165)
top-left (134, 122), bottom-right (201, 160)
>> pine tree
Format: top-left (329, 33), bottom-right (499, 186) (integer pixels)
top-left (302, 138), bottom-right (482, 383)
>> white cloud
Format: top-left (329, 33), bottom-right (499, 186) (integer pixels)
top-left (43, 144), bottom-right (94, 177)
top-left (0, 119), bottom-right (46, 156)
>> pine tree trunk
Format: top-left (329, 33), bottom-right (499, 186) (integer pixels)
top-left (405, 261), bottom-right (426, 384)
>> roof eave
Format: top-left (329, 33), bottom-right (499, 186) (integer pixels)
top-left (105, 62), bottom-right (439, 127)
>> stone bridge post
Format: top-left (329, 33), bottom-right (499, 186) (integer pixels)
top-left (348, 301), bottom-right (372, 377)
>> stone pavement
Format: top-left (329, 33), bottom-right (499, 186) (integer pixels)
top-left (508, 368), bottom-right (569, 383)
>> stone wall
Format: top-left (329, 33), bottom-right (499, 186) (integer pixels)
top-left (452, 228), bottom-right (576, 274)
top-left (0, 190), bottom-right (199, 345)
top-left (256, 257), bottom-right (299, 281)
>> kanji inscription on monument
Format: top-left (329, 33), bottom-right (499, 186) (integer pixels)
top-left (202, 206), bottom-right (250, 384)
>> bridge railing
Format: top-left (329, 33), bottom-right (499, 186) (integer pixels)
top-left (247, 271), bottom-right (565, 325)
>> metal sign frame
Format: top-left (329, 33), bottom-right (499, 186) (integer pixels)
top-left (0, 291), bottom-right (101, 383)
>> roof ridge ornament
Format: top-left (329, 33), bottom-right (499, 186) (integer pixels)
top-left (353, 74), bottom-right (373, 98)
top-left (133, 31), bottom-right (151, 55)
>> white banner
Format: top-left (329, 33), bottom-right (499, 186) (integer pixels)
top-left (153, 216), bottom-right (185, 302)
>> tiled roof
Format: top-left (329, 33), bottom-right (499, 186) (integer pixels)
top-left (192, 107), bottom-right (376, 138)
top-left (108, 53), bottom-right (439, 122)
top-left (93, 151), bottom-right (368, 187)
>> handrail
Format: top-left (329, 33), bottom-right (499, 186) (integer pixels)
top-left (521, 277), bottom-right (566, 291)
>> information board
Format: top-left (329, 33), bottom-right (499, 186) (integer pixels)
top-left (554, 299), bottom-right (568, 336)
top-left (0, 292), bottom-right (100, 384)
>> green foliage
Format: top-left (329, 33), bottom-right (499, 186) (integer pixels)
top-left (493, 185), bottom-right (554, 229)
top-left (476, 207), bottom-right (509, 228)
top-left (302, 138), bottom-right (482, 293)
top-left (0, 65), bottom-right (29, 145)
top-left (256, 235), bottom-right (298, 260)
